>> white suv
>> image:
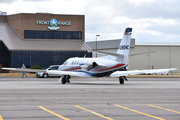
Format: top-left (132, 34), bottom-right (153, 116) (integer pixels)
top-left (36, 65), bottom-right (60, 78)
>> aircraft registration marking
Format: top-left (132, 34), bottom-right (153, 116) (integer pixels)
top-left (38, 106), bottom-right (70, 120)
top-left (75, 105), bottom-right (114, 120)
top-left (115, 105), bottom-right (165, 120)
top-left (149, 104), bottom-right (180, 114)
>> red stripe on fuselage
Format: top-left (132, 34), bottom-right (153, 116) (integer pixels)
top-left (65, 67), bottom-right (82, 71)
top-left (93, 63), bottom-right (126, 71)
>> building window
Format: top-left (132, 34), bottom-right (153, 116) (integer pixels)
top-left (73, 32), bottom-right (81, 39)
top-left (11, 51), bottom-right (21, 68)
top-left (31, 54), bottom-right (41, 67)
top-left (24, 30), bottom-right (82, 39)
top-left (9, 50), bottom-right (91, 68)
top-left (34, 31), bottom-right (44, 39)
top-left (63, 31), bottom-right (72, 39)
top-left (0, 42), bottom-right (10, 67)
top-left (62, 51), bottom-right (71, 63)
top-left (54, 31), bottom-right (63, 39)
top-left (31, 51), bottom-right (41, 66)
top-left (71, 51), bottom-right (81, 57)
top-left (44, 31), bottom-right (53, 39)
top-left (24, 30), bottom-right (34, 38)
top-left (22, 55), bottom-right (31, 68)
top-left (42, 55), bottom-right (51, 68)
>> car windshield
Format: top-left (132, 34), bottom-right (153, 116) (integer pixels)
top-left (43, 66), bottom-right (59, 70)
top-left (43, 67), bottom-right (50, 70)
top-left (49, 66), bottom-right (59, 70)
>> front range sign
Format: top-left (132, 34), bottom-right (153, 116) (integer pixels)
top-left (36, 18), bottom-right (71, 30)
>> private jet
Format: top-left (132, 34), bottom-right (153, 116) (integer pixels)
top-left (2, 27), bottom-right (177, 84)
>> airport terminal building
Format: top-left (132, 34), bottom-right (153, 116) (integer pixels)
top-left (0, 13), bottom-right (91, 69)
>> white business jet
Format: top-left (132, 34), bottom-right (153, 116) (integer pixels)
top-left (2, 28), bottom-right (177, 84)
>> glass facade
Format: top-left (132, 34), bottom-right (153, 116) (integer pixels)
top-left (10, 50), bottom-right (92, 68)
top-left (24, 30), bottom-right (82, 39)
top-left (0, 42), bottom-right (10, 67)
top-left (0, 41), bottom-right (92, 68)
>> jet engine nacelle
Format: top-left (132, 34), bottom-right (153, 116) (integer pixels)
top-left (87, 62), bottom-right (98, 69)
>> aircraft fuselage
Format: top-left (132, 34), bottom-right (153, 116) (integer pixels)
top-left (58, 57), bottom-right (127, 77)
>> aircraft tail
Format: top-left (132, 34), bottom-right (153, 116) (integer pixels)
top-left (116, 27), bottom-right (132, 65)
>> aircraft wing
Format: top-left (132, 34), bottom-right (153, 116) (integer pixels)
top-left (110, 68), bottom-right (177, 77)
top-left (2, 67), bottom-right (91, 77)
top-left (1, 67), bottom-right (46, 72)
top-left (47, 70), bottom-right (91, 77)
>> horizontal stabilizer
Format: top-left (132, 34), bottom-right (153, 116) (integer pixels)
top-left (93, 50), bottom-right (156, 57)
top-left (129, 51), bottom-right (156, 57)
top-left (92, 50), bottom-right (123, 57)
top-left (110, 68), bottom-right (177, 77)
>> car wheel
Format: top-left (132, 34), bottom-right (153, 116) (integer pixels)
top-left (43, 73), bottom-right (48, 78)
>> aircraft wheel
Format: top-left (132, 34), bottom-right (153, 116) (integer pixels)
top-left (61, 77), bottom-right (66, 84)
top-left (119, 77), bottom-right (124, 84)
top-left (43, 73), bottom-right (48, 78)
top-left (67, 78), bottom-right (70, 83)
top-left (66, 78), bottom-right (70, 83)
top-left (66, 75), bottom-right (70, 83)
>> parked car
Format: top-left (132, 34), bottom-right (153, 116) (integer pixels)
top-left (36, 65), bottom-right (60, 78)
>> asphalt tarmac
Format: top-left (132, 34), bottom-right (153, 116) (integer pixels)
top-left (0, 77), bottom-right (180, 120)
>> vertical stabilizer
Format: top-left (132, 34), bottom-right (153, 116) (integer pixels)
top-left (116, 28), bottom-right (132, 64)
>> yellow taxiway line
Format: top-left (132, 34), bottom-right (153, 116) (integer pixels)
top-left (115, 105), bottom-right (165, 120)
top-left (149, 104), bottom-right (180, 114)
top-left (38, 106), bottom-right (70, 120)
top-left (75, 105), bottom-right (114, 120)
top-left (0, 115), bottom-right (3, 120)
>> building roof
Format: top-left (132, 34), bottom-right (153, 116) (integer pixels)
top-left (0, 21), bottom-right (91, 51)
top-left (86, 39), bottom-right (180, 50)
top-left (136, 42), bottom-right (180, 46)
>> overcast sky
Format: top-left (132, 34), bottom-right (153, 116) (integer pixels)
top-left (0, 0), bottom-right (180, 42)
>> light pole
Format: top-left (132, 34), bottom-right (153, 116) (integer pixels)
top-left (96, 35), bottom-right (100, 58)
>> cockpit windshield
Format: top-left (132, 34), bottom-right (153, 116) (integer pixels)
top-left (63, 60), bottom-right (68, 65)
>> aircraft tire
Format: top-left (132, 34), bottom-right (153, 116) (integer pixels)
top-left (67, 78), bottom-right (70, 83)
top-left (66, 75), bottom-right (70, 83)
top-left (119, 77), bottom-right (124, 84)
top-left (61, 77), bottom-right (66, 84)
top-left (43, 73), bottom-right (48, 78)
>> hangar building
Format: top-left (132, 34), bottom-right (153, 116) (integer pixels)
top-left (86, 39), bottom-right (180, 73)
top-left (0, 12), bottom-right (91, 70)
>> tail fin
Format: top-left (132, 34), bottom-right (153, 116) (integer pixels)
top-left (116, 27), bottom-right (132, 64)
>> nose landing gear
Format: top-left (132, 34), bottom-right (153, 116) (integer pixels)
top-left (61, 75), bottom-right (70, 84)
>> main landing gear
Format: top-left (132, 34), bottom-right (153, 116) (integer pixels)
top-left (61, 75), bottom-right (70, 84)
top-left (119, 76), bottom-right (128, 84)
